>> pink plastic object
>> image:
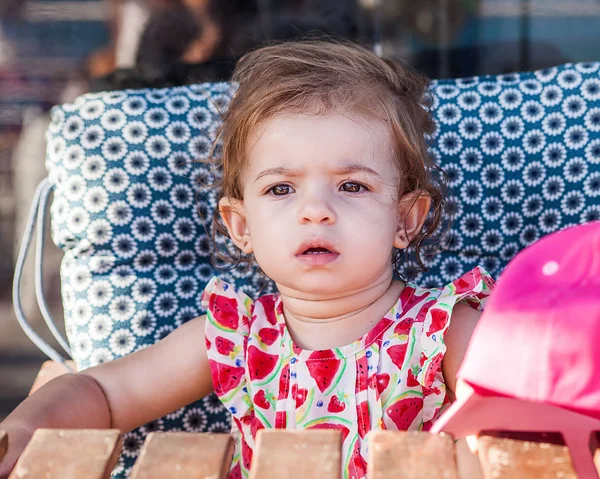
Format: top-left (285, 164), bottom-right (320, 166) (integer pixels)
top-left (432, 221), bottom-right (600, 478)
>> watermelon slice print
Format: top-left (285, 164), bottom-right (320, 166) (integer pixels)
top-left (228, 462), bottom-right (242, 479)
top-left (426, 309), bottom-right (449, 337)
top-left (416, 299), bottom-right (437, 322)
top-left (257, 295), bottom-right (278, 325)
top-left (209, 295), bottom-right (239, 332)
top-left (356, 400), bottom-right (370, 439)
top-left (386, 342), bottom-right (408, 370)
top-left (385, 393), bottom-right (423, 430)
top-left (346, 435), bottom-right (367, 479)
top-left (215, 336), bottom-right (236, 356)
top-left (305, 417), bottom-right (352, 443)
top-left (241, 437), bottom-right (253, 471)
top-left (306, 350), bottom-right (343, 393)
top-left (421, 351), bottom-right (444, 387)
top-left (277, 364), bottom-right (290, 400)
top-left (209, 359), bottom-right (245, 396)
top-left (364, 318), bottom-right (393, 346)
top-left (247, 345), bottom-right (279, 381)
top-left (257, 327), bottom-right (279, 346)
top-left (453, 270), bottom-right (478, 293)
top-left (394, 317), bottom-right (414, 336)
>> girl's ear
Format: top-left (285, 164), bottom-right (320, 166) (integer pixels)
top-left (394, 191), bottom-right (431, 249)
top-left (218, 197), bottom-right (253, 254)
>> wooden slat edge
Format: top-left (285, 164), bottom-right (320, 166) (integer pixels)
top-left (130, 432), bottom-right (233, 479)
top-left (477, 434), bottom-right (577, 479)
top-left (249, 429), bottom-right (342, 479)
top-left (9, 429), bottom-right (122, 479)
top-left (368, 431), bottom-right (458, 479)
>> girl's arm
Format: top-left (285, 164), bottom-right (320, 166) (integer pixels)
top-left (81, 314), bottom-right (213, 432)
top-left (0, 315), bottom-right (213, 476)
top-left (441, 304), bottom-right (480, 398)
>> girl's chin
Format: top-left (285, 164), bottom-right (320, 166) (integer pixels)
top-left (274, 274), bottom-right (370, 297)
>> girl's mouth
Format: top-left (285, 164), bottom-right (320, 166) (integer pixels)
top-left (303, 247), bottom-right (332, 254)
top-left (296, 247), bottom-right (340, 266)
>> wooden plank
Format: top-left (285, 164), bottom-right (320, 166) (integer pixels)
top-left (0, 430), bottom-right (7, 462)
top-left (249, 429), bottom-right (342, 479)
top-left (29, 361), bottom-right (77, 395)
top-left (454, 438), bottom-right (484, 479)
top-left (368, 431), bottom-right (458, 479)
top-left (130, 432), bottom-right (233, 479)
top-left (477, 432), bottom-right (577, 479)
top-left (9, 429), bottom-right (121, 479)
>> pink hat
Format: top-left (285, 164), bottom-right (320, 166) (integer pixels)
top-left (431, 221), bottom-right (600, 477)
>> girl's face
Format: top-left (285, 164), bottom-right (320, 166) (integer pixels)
top-left (220, 112), bottom-right (429, 298)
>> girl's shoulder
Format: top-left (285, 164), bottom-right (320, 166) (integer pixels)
top-left (403, 265), bottom-right (495, 317)
top-left (377, 265), bottom-right (495, 381)
top-left (201, 276), bottom-right (281, 336)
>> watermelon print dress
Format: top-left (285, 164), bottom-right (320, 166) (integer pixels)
top-left (201, 266), bottom-right (494, 479)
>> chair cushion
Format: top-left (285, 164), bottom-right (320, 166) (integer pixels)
top-left (44, 62), bottom-right (600, 478)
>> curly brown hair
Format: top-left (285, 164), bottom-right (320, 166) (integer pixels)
top-left (207, 39), bottom-right (447, 278)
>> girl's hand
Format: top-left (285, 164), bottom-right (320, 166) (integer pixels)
top-left (0, 425), bottom-right (34, 479)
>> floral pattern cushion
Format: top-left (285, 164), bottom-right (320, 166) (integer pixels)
top-left (44, 62), bottom-right (600, 478)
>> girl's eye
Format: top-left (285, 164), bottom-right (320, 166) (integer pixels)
top-left (268, 184), bottom-right (292, 196)
top-left (341, 182), bottom-right (367, 193)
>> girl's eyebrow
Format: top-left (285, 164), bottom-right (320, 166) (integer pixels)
top-left (254, 164), bottom-right (382, 183)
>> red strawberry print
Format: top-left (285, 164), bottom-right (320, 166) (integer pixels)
top-left (258, 327), bottom-right (279, 346)
top-left (328, 395), bottom-right (346, 413)
top-left (205, 337), bottom-right (211, 350)
top-left (306, 350), bottom-right (341, 393)
top-left (292, 383), bottom-right (308, 408)
top-left (426, 309), bottom-right (449, 337)
top-left (254, 390), bottom-right (270, 409)
top-left (386, 343), bottom-right (408, 370)
top-left (406, 367), bottom-right (420, 387)
top-left (247, 345), bottom-right (278, 381)
top-left (208, 360), bottom-right (244, 395)
top-left (209, 295), bottom-right (239, 330)
top-left (215, 336), bottom-right (236, 356)
top-left (386, 396), bottom-right (423, 430)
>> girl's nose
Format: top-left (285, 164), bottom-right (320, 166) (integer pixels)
top-left (297, 193), bottom-right (336, 225)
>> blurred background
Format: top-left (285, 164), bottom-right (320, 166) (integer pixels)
top-left (0, 0), bottom-right (599, 419)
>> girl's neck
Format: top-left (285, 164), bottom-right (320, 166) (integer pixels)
top-left (277, 274), bottom-right (405, 351)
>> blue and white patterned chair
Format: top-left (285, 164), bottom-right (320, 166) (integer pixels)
top-left (15, 62), bottom-right (600, 478)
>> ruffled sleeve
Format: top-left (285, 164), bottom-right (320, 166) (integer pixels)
top-left (201, 276), bottom-right (254, 414)
top-left (418, 266), bottom-right (495, 423)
